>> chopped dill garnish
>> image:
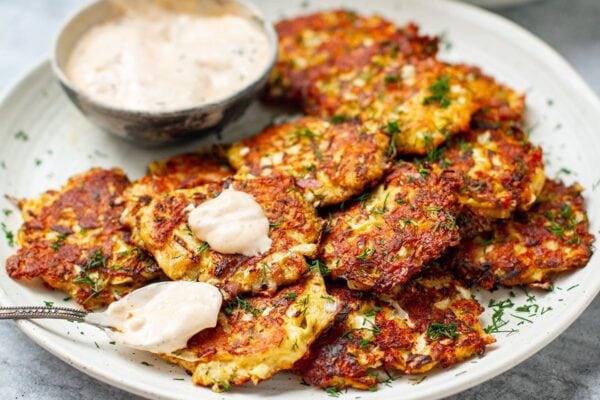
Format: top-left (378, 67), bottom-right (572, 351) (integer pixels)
top-left (371, 192), bottom-right (389, 215)
top-left (14, 130), bottom-right (29, 141)
top-left (224, 296), bottom-right (260, 317)
top-left (1, 223), bottom-right (14, 247)
top-left (426, 322), bottom-right (458, 340)
top-left (357, 247), bottom-right (375, 259)
top-left (422, 75), bottom-right (451, 108)
top-left (196, 242), bottom-right (209, 254)
top-left (284, 292), bottom-right (298, 300)
top-left (294, 127), bottom-right (316, 139)
top-left (355, 192), bottom-right (371, 205)
top-left (364, 306), bottom-right (381, 317)
top-left (330, 115), bottom-right (347, 124)
top-left (386, 121), bottom-right (400, 135)
top-left (51, 233), bottom-right (68, 251)
top-left (484, 298), bottom-right (515, 334)
top-left (384, 75), bottom-right (399, 84)
top-left (269, 220), bottom-right (282, 228)
top-left (309, 259), bottom-right (330, 276)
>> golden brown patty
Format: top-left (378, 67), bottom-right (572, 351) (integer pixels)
top-left (432, 123), bottom-right (545, 221)
top-left (6, 169), bottom-right (161, 310)
top-left (267, 10), bottom-right (437, 101)
top-left (121, 152), bottom-right (233, 228)
top-left (161, 270), bottom-right (336, 391)
top-left (320, 162), bottom-right (461, 293)
top-left (146, 151), bottom-right (232, 184)
top-left (304, 54), bottom-right (479, 155)
top-left (450, 179), bottom-right (595, 289)
top-left (227, 117), bottom-right (389, 207)
top-left (124, 175), bottom-right (322, 298)
top-left (294, 267), bottom-right (494, 390)
top-left (463, 65), bottom-right (525, 124)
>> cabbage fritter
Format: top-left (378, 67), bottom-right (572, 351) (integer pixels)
top-left (320, 162), bottom-right (461, 293)
top-left (125, 176), bottom-right (322, 298)
top-left (451, 179), bottom-right (595, 289)
top-left (464, 65), bottom-right (525, 124)
top-left (227, 117), bottom-right (389, 207)
top-left (5, 169), bottom-right (161, 310)
top-left (432, 124), bottom-right (544, 221)
top-left (146, 151), bottom-right (232, 184)
top-left (304, 53), bottom-right (479, 155)
top-left (161, 271), bottom-right (337, 391)
top-left (267, 10), bottom-right (437, 101)
top-left (121, 152), bottom-right (232, 228)
top-left (294, 267), bottom-right (494, 390)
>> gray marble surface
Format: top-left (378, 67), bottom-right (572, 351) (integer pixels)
top-left (1, 0), bottom-right (598, 399)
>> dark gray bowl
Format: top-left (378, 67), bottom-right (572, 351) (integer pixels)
top-left (52, 0), bottom-right (277, 145)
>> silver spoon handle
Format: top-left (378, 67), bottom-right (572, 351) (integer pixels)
top-left (0, 306), bottom-right (88, 322)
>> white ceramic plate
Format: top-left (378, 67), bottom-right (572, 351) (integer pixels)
top-left (0, 1), bottom-right (599, 399)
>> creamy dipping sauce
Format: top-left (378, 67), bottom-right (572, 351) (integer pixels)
top-left (188, 188), bottom-right (272, 256)
top-left (85, 281), bottom-right (222, 353)
top-left (65, 1), bottom-right (272, 111)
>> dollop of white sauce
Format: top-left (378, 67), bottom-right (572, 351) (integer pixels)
top-left (65, 2), bottom-right (271, 111)
top-left (85, 281), bottom-right (222, 353)
top-left (187, 188), bottom-right (272, 257)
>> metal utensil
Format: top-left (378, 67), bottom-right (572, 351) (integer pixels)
top-left (0, 306), bottom-right (111, 329)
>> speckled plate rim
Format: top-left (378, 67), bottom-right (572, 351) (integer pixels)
top-left (0, 0), bottom-right (599, 399)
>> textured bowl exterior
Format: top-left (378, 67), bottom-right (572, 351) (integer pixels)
top-left (57, 76), bottom-right (262, 145)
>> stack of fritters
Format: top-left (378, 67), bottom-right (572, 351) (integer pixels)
top-left (294, 267), bottom-right (494, 390)
top-left (450, 179), bottom-right (594, 289)
top-left (6, 9), bottom-right (594, 394)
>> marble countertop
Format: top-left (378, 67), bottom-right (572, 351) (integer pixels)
top-left (1, 0), bottom-right (598, 399)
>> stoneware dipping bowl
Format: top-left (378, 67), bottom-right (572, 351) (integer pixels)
top-left (52, 0), bottom-right (278, 145)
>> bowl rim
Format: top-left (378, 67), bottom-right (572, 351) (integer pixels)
top-left (50, 0), bottom-right (279, 117)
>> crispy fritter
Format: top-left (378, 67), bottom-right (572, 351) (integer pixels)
top-left (121, 152), bottom-right (232, 228)
top-left (451, 179), bottom-right (595, 289)
top-left (320, 162), bottom-right (461, 293)
top-left (267, 10), bottom-right (437, 101)
top-left (146, 152), bottom-right (232, 184)
top-left (5, 169), bottom-right (161, 310)
top-left (304, 54), bottom-right (479, 155)
top-left (433, 124), bottom-right (545, 221)
top-left (294, 267), bottom-right (494, 390)
top-left (227, 117), bottom-right (389, 207)
top-left (463, 65), bottom-right (525, 123)
top-left (125, 175), bottom-right (322, 298)
top-left (161, 271), bottom-right (337, 391)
